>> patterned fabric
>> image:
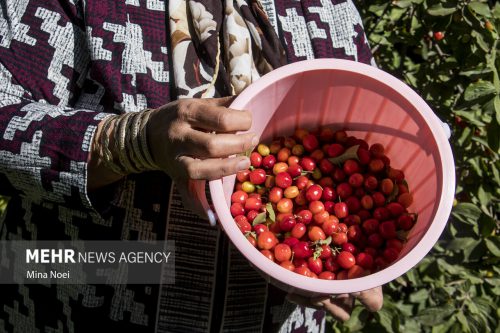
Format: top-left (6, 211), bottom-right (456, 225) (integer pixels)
top-left (0, 0), bottom-right (373, 332)
top-left (169, 0), bottom-right (286, 97)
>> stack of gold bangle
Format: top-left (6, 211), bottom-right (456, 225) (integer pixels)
top-left (98, 109), bottom-right (159, 175)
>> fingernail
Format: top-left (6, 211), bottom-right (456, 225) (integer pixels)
top-left (207, 208), bottom-right (217, 227)
top-left (237, 157), bottom-right (250, 170)
top-left (251, 135), bottom-right (259, 147)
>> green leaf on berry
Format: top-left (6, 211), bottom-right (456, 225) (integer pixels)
top-left (252, 212), bottom-right (267, 226)
top-left (313, 246), bottom-right (322, 260)
top-left (244, 231), bottom-right (256, 239)
top-left (266, 202), bottom-right (276, 222)
top-left (328, 145), bottom-right (360, 165)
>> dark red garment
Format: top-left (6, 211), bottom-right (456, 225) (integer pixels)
top-left (0, 1), bottom-right (373, 332)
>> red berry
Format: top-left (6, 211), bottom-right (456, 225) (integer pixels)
top-left (347, 265), bottom-right (367, 279)
top-left (291, 222), bottom-right (307, 239)
top-left (269, 187), bottom-right (283, 204)
top-left (309, 201), bottom-right (325, 214)
top-left (306, 184), bottom-right (323, 201)
top-left (246, 210), bottom-right (259, 223)
top-left (231, 190), bottom-right (248, 204)
top-left (356, 252), bottom-right (374, 270)
top-left (342, 242), bottom-right (357, 254)
top-left (433, 31), bottom-right (444, 41)
top-left (235, 216), bottom-right (251, 233)
top-left (300, 157), bottom-right (316, 171)
top-left (308, 226), bottom-right (326, 241)
top-left (302, 134), bottom-right (319, 152)
top-left (336, 183), bottom-right (353, 200)
top-left (319, 159), bottom-right (334, 174)
top-left (397, 215), bottom-right (414, 230)
top-left (343, 159), bottom-right (360, 175)
top-left (274, 244), bottom-right (292, 262)
top-left (280, 260), bottom-right (295, 271)
top-left (262, 155), bottom-right (276, 169)
top-left (257, 231), bottom-right (278, 250)
top-left (293, 241), bottom-right (313, 259)
top-left (327, 143), bottom-right (345, 157)
top-left (275, 172), bottom-right (293, 189)
top-left (334, 202), bottom-right (349, 218)
top-left (332, 232), bottom-right (348, 245)
top-left (321, 186), bottom-right (335, 201)
top-left (307, 257), bottom-right (323, 275)
top-left (287, 164), bottom-right (303, 178)
top-left (245, 197), bottom-right (262, 211)
top-left (324, 257), bottom-right (340, 272)
top-left (318, 271), bottom-right (335, 280)
top-left (283, 237), bottom-right (299, 248)
top-left (279, 215), bottom-right (297, 232)
top-left (237, 170), bottom-right (250, 182)
top-left (254, 224), bottom-right (269, 235)
top-left (319, 244), bottom-right (333, 259)
top-left (337, 251), bottom-right (356, 269)
top-left (249, 169), bottom-right (266, 185)
top-left (277, 198), bottom-right (293, 214)
top-left (383, 247), bottom-right (399, 263)
top-left (230, 203), bottom-right (245, 217)
top-left (260, 249), bottom-right (275, 261)
top-left (379, 220), bottom-right (397, 239)
top-left (296, 209), bottom-right (313, 225)
top-left (250, 152), bottom-right (262, 167)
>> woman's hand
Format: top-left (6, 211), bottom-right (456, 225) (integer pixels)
top-left (286, 286), bottom-right (383, 322)
top-left (146, 96), bottom-right (256, 219)
top-left (88, 96), bottom-right (256, 221)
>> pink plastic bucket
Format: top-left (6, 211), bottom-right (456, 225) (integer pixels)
top-left (209, 59), bottom-right (455, 295)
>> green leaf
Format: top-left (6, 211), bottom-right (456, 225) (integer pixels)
top-left (375, 307), bottom-right (395, 333)
top-left (468, 2), bottom-right (492, 18)
top-left (495, 96), bottom-right (500, 125)
top-left (266, 202), bottom-right (275, 222)
top-left (427, 4), bottom-right (457, 16)
top-left (328, 145), bottom-right (359, 165)
top-left (464, 81), bottom-right (497, 101)
top-left (409, 289), bottom-right (429, 303)
top-left (452, 203), bottom-right (482, 224)
top-left (456, 311), bottom-right (470, 333)
top-left (485, 237), bottom-right (500, 257)
top-left (416, 305), bottom-right (455, 326)
top-left (446, 237), bottom-right (482, 251)
top-left (471, 30), bottom-right (490, 53)
top-left (252, 212), bottom-right (266, 226)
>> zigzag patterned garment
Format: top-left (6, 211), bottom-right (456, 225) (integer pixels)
top-left (0, 0), bottom-right (373, 332)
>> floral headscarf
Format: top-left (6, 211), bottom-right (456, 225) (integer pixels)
top-left (169, 0), bottom-right (287, 98)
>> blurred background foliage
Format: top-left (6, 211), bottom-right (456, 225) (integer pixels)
top-left (327, 0), bottom-right (500, 332)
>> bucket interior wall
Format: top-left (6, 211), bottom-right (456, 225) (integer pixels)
top-left (223, 69), bottom-right (444, 259)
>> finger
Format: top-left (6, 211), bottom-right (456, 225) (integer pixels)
top-left (312, 294), bottom-right (354, 322)
top-left (183, 103), bottom-right (252, 132)
top-left (179, 155), bottom-right (251, 180)
top-left (352, 287), bottom-right (383, 312)
top-left (184, 130), bottom-right (258, 158)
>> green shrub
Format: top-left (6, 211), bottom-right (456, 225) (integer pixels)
top-left (328, 1), bottom-right (500, 332)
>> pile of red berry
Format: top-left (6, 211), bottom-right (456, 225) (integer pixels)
top-left (231, 128), bottom-right (416, 280)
